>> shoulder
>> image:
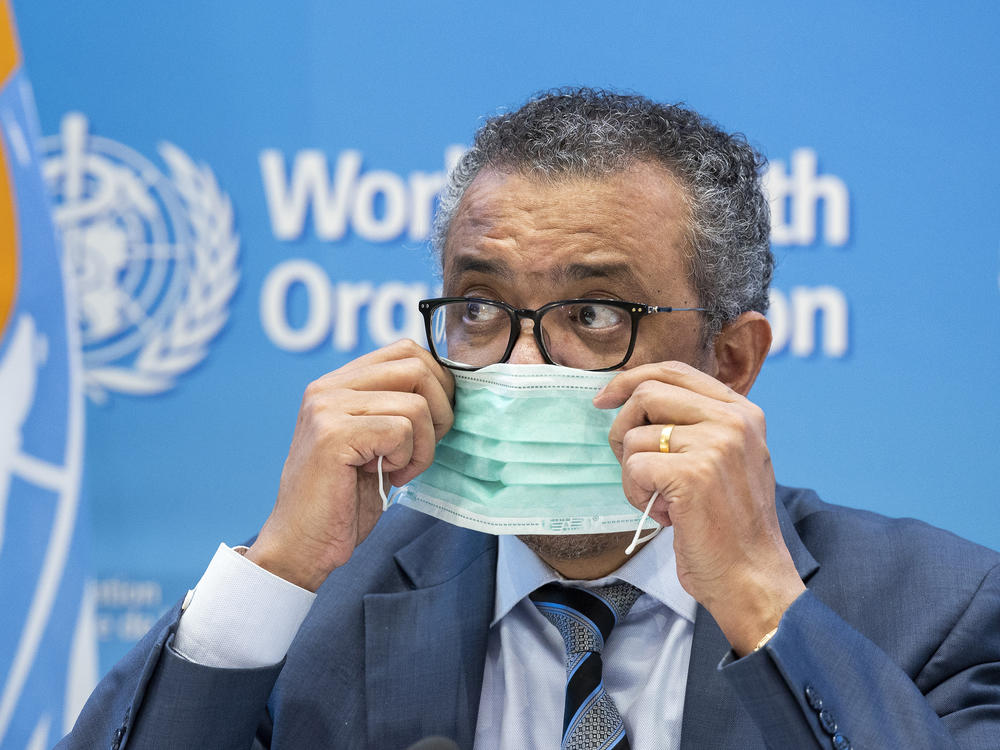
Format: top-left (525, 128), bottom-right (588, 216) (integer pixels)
top-left (778, 484), bottom-right (1000, 573)
top-left (776, 484), bottom-right (1000, 644)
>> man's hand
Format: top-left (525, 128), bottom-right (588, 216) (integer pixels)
top-left (247, 340), bottom-right (454, 592)
top-left (594, 361), bottom-right (805, 656)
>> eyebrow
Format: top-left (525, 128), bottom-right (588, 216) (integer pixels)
top-left (446, 256), bottom-right (516, 286)
top-left (446, 256), bottom-right (647, 293)
top-left (560, 262), bottom-right (643, 288)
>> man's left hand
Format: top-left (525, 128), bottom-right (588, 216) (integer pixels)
top-left (595, 361), bottom-right (806, 656)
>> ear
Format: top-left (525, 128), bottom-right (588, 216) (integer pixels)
top-left (712, 311), bottom-right (772, 396)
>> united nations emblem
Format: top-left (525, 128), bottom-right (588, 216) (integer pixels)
top-left (41, 112), bottom-right (240, 402)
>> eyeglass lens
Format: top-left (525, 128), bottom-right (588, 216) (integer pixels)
top-left (429, 300), bottom-right (633, 369)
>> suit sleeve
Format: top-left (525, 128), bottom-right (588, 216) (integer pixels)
top-left (54, 601), bottom-right (283, 750)
top-left (720, 562), bottom-right (1000, 749)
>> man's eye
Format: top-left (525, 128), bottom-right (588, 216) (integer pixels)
top-left (465, 302), bottom-right (501, 322)
top-left (571, 304), bottom-right (623, 330)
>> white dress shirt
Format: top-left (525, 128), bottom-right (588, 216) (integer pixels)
top-left (174, 528), bottom-right (697, 749)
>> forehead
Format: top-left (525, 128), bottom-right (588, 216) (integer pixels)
top-left (441, 163), bottom-right (695, 301)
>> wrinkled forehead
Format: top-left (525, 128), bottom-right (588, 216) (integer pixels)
top-left (439, 163), bottom-right (695, 292)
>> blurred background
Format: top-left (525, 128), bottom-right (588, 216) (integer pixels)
top-left (2, 1), bottom-right (998, 741)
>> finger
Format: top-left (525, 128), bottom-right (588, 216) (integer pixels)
top-left (341, 412), bottom-right (437, 491)
top-left (616, 379), bottom-right (726, 424)
top-left (620, 451), bottom-right (694, 522)
top-left (337, 390), bottom-right (437, 473)
top-left (594, 360), bottom-right (740, 409)
top-left (341, 414), bottom-right (415, 474)
top-left (320, 356), bottom-right (455, 439)
top-left (330, 339), bottom-right (455, 402)
top-left (617, 423), bottom-right (690, 462)
top-left (607, 380), bottom-right (726, 455)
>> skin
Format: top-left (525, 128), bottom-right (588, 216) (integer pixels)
top-left (248, 162), bottom-right (806, 657)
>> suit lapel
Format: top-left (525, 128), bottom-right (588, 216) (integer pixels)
top-left (679, 496), bottom-right (820, 749)
top-left (364, 521), bottom-right (497, 750)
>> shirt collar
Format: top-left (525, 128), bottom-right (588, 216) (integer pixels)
top-left (492, 527), bottom-right (698, 626)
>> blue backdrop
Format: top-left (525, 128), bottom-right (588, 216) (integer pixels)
top-left (9, 1), bottom-right (1000, 675)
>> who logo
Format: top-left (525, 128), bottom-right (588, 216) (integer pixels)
top-left (41, 113), bottom-right (240, 402)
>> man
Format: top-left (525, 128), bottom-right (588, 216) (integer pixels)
top-left (61, 89), bottom-right (1000, 749)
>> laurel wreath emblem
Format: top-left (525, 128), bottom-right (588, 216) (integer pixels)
top-left (85, 143), bottom-right (240, 402)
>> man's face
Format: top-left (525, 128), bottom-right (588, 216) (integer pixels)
top-left (441, 162), bottom-right (716, 564)
top-left (442, 162), bottom-right (712, 375)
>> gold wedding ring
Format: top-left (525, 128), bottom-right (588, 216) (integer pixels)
top-left (659, 424), bottom-right (675, 454)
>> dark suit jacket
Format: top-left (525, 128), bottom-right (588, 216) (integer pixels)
top-left (59, 486), bottom-right (1000, 749)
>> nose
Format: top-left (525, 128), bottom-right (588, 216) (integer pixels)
top-left (507, 318), bottom-right (546, 364)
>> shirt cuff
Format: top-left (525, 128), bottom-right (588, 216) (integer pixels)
top-left (173, 542), bottom-right (317, 668)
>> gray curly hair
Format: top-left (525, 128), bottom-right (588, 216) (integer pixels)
top-left (432, 87), bottom-right (773, 340)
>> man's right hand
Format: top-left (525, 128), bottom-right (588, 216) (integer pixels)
top-left (246, 340), bottom-right (454, 592)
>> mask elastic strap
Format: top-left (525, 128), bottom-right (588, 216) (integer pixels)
top-left (376, 455), bottom-right (395, 512)
top-left (625, 490), bottom-right (662, 555)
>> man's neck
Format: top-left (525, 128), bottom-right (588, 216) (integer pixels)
top-left (526, 531), bottom-right (641, 580)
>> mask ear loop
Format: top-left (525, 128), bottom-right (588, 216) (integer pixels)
top-left (376, 455), bottom-right (395, 512)
top-left (625, 490), bottom-right (662, 555)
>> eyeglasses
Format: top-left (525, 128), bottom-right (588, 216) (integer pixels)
top-left (418, 297), bottom-right (707, 371)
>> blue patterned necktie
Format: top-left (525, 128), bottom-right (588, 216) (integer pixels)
top-left (530, 581), bottom-right (643, 750)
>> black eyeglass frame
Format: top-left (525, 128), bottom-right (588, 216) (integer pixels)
top-left (418, 296), bottom-right (707, 372)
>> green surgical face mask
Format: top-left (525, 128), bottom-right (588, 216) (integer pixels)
top-left (393, 363), bottom-right (660, 538)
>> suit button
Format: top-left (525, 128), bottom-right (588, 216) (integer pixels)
top-left (819, 708), bottom-right (838, 735)
top-left (804, 684), bottom-right (824, 710)
top-left (832, 733), bottom-right (852, 750)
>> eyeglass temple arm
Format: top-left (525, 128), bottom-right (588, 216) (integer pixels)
top-left (648, 305), bottom-right (708, 313)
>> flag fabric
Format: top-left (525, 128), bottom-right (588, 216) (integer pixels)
top-left (0, 1), bottom-right (95, 747)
